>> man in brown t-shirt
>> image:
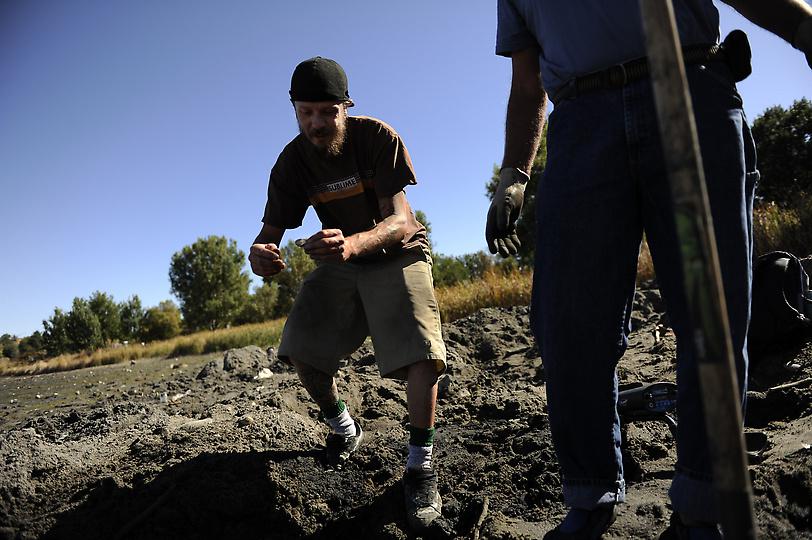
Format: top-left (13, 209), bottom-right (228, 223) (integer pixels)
top-left (249, 57), bottom-right (446, 532)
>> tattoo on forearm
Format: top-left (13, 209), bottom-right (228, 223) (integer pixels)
top-left (350, 194), bottom-right (407, 258)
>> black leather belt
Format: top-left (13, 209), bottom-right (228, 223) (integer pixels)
top-left (550, 43), bottom-right (724, 106)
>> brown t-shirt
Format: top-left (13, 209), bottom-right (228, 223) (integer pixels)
top-left (263, 116), bottom-right (429, 262)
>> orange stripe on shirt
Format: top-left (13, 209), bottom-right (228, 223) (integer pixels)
top-left (310, 182), bottom-right (366, 204)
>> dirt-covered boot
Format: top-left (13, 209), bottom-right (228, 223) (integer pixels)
top-left (543, 504), bottom-right (617, 539)
top-left (325, 421), bottom-right (363, 469)
top-left (403, 467), bottom-right (442, 531)
top-left (658, 513), bottom-right (723, 540)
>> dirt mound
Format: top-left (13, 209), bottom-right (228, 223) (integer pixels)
top-left (0, 291), bottom-right (811, 539)
top-left (196, 345), bottom-right (276, 381)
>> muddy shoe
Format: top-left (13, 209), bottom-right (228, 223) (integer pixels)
top-left (403, 468), bottom-right (442, 531)
top-left (543, 505), bottom-right (617, 539)
top-left (325, 421), bottom-right (364, 469)
top-left (658, 513), bottom-right (722, 540)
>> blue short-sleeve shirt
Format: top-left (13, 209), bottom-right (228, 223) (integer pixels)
top-left (496, 0), bottom-right (720, 96)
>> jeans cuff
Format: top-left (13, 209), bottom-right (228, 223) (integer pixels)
top-left (669, 470), bottom-right (717, 523)
top-left (563, 478), bottom-right (626, 509)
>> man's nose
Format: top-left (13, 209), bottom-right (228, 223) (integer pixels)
top-left (311, 114), bottom-right (326, 129)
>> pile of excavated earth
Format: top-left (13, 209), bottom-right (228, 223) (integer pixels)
top-left (0, 287), bottom-right (810, 539)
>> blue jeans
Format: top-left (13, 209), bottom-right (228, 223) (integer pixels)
top-left (531, 62), bottom-right (757, 523)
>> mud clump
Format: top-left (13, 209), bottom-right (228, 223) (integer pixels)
top-left (0, 293), bottom-right (811, 539)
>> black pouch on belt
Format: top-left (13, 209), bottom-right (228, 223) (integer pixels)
top-left (720, 29), bottom-right (752, 82)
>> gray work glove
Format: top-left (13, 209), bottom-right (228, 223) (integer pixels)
top-left (486, 167), bottom-right (529, 257)
top-left (795, 16), bottom-right (812, 69)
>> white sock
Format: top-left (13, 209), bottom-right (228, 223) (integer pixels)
top-left (406, 444), bottom-right (434, 471)
top-left (326, 407), bottom-right (357, 437)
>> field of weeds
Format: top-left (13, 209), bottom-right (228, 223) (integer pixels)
top-left (0, 269), bottom-right (532, 377)
top-left (3, 199), bottom-right (809, 378)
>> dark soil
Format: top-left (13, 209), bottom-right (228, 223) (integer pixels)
top-left (0, 288), bottom-right (810, 539)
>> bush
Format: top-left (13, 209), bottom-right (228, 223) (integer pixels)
top-left (236, 283), bottom-right (280, 324)
top-left (751, 99), bottom-right (811, 206)
top-left (270, 242), bottom-right (316, 317)
top-left (18, 331), bottom-right (45, 361)
top-left (119, 295), bottom-right (144, 342)
top-left (43, 308), bottom-right (71, 357)
top-left (169, 236), bottom-right (251, 331)
top-left (432, 254), bottom-right (470, 287)
top-left (1, 334), bottom-right (18, 360)
top-left (88, 291), bottom-right (121, 344)
top-left (140, 301), bottom-right (182, 342)
top-left (65, 298), bottom-right (103, 353)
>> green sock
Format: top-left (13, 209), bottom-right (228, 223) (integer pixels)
top-left (408, 425), bottom-right (435, 447)
top-left (322, 399), bottom-right (346, 420)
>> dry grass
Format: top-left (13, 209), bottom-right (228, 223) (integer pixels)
top-left (635, 198), bottom-right (812, 284)
top-left (435, 268), bottom-right (532, 323)
top-left (637, 237), bottom-right (655, 282)
top-left (753, 200), bottom-right (812, 257)
top-left (1, 271), bottom-right (534, 377)
top-left (0, 320), bottom-right (285, 377)
top-left (7, 200), bottom-right (809, 379)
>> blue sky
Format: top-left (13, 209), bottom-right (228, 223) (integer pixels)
top-left (2, 1), bottom-right (811, 338)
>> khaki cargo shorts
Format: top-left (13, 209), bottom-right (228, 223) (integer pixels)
top-left (278, 247), bottom-right (447, 380)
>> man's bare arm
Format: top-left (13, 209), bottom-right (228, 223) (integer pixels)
top-left (302, 191), bottom-right (412, 262)
top-left (720, 0), bottom-right (812, 44)
top-left (502, 46), bottom-right (547, 173)
top-left (348, 191), bottom-right (412, 258)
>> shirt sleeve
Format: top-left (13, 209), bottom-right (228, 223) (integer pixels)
top-left (262, 160), bottom-right (309, 229)
top-left (496, 0), bottom-right (538, 57)
top-left (369, 121), bottom-right (417, 198)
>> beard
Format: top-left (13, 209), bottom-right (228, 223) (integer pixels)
top-left (301, 112), bottom-right (348, 158)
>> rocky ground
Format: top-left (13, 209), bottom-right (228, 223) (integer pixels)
top-left (0, 287), bottom-right (810, 539)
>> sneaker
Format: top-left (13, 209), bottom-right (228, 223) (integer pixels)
top-left (658, 513), bottom-right (722, 540)
top-left (543, 505), bottom-right (617, 539)
top-left (402, 467), bottom-right (442, 531)
top-left (325, 421), bottom-right (364, 469)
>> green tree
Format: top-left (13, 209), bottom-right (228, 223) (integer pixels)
top-left (119, 295), bottom-right (144, 342)
top-left (65, 298), bottom-right (104, 352)
top-left (88, 291), bottom-right (121, 344)
top-left (751, 99), bottom-right (812, 206)
top-left (1, 334), bottom-right (19, 359)
top-left (236, 282), bottom-right (280, 324)
top-left (432, 255), bottom-right (469, 287)
top-left (486, 124), bottom-right (548, 265)
top-left (169, 236), bottom-right (251, 331)
top-left (43, 308), bottom-right (71, 357)
top-left (462, 251), bottom-right (497, 280)
top-left (18, 331), bottom-right (45, 361)
top-left (415, 210), bottom-right (434, 253)
top-left (140, 301), bottom-right (182, 342)
top-left (269, 241), bottom-right (316, 317)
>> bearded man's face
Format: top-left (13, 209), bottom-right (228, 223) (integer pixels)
top-left (294, 101), bottom-right (348, 157)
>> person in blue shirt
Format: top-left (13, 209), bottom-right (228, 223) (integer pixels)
top-left (488, 1), bottom-right (812, 538)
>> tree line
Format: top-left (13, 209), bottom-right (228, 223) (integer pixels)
top-left (2, 228), bottom-right (511, 361)
top-left (3, 99), bottom-right (808, 362)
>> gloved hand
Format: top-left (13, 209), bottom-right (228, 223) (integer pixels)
top-left (485, 167), bottom-right (529, 257)
top-left (795, 16), bottom-right (812, 70)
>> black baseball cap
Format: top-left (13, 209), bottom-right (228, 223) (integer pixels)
top-left (289, 56), bottom-right (353, 105)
